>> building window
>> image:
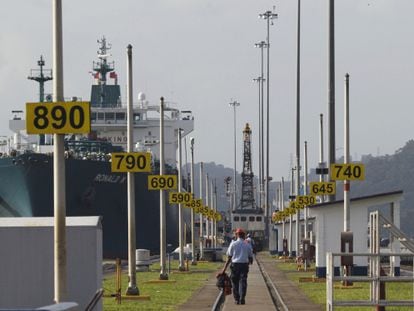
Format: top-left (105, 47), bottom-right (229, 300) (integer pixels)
top-left (249, 216), bottom-right (255, 221)
top-left (241, 217), bottom-right (247, 221)
top-left (116, 112), bottom-right (125, 121)
top-left (256, 216), bottom-right (262, 222)
top-left (234, 216), bottom-right (240, 221)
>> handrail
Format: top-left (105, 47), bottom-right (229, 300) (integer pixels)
top-left (326, 252), bottom-right (414, 310)
top-left (85, 288), bottom-right (104, 311)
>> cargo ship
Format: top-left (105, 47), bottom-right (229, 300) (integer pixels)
top-left (0, 37), bottom-right (194, 258)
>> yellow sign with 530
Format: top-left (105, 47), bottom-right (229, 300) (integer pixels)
top-left (26, 102), bottom-right (91, 134)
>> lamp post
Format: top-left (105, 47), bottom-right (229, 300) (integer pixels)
top-left (190, 137), bottom-right (196, 265)
top-left (253, 75), bottom-right (265, 210)
top-left (177, 128), bottom-right (185, 271)
top-left (53, 0), bottom-right (67, 302)
top-left (259, 9), bottom-right (277, 247)
top-left (126, 44), bottom-right (139, 295)
top-left (229, 100), bottom-right (240, 212)
top-left (254, 40), bottom-right (267, 210)
top-left (295, 0), bottom-right (302, 258)
top-left (159, 97), bottom-right (168, 280)
top-left (327, 0), bottom-right (336, 202)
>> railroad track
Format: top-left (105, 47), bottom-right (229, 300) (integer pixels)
top-left (212, 255), bottom-right (288, 311)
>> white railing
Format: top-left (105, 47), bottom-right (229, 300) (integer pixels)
top-left (326, 252), bottom-right (414, 310)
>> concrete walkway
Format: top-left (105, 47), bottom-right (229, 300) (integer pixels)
top-left (222, 259), bottom-right (275, 310)
top-left (178, 253), bottom-right (322, 311)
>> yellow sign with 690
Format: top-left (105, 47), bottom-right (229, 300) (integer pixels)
top-left (148, 175), bottom-right (177, 190)
top-left (26, 102), bottom-right (91, 134)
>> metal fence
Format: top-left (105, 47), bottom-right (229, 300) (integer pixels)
top-left (326, 252), bottom-right (414, 310)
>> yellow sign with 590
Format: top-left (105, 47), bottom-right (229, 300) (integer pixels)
top-left (169, 192), bottom-right (193, 204)
top-left (26, 102), bottom-right (91, 134)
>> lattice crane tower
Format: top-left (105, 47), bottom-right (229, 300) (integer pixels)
top-left (238, 123), bottom-right (259, 211)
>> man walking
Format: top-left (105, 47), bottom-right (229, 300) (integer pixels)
top-left (221, 228), bottom-right (253, 305)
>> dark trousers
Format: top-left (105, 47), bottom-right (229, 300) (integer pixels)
top-left (230, 263), bottom-right (249, 301)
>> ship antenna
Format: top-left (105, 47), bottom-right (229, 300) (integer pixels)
top-left (27, 55), bottom-right (53, 102)
top-left (92, 36), bottom-right (115, 86)
top-left (92, 36), bottom-right (116, 106)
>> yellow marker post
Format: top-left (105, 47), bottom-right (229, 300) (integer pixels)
top-left (26, 101), bottom-right (91, 134)
top-left (309, 181), bottom-right (336, 196)
top-left (169, 192), bottom-right (193, 205)
top-left (111, 152), bottom-right (152, 173)
top-left (330, 163), bottom-right (365, 181)
top-left (148, 175), bottom-right (178, 190)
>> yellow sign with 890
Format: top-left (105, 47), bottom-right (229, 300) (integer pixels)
top-left (26, 102), bottom-right (91, 134)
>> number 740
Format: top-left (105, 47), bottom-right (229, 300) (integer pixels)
top-left (330, 163), bottom-right (365, 181)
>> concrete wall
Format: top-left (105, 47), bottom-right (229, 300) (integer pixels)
top-left (272, 192), bottom-right (403, 277)
top-left (0, 217), bottom-right (102, 310)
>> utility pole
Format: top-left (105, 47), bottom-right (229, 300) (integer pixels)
top-left (327, 0), bottom-right (336, 201)
top-left (178, 129), bottom-right (185, 271)
top-left (190, 138), bottom-right (196, 265)
top-left (125, 44), bottom-right (139, 295)
top-left (229, 100), bottom-right (240, 212)
top-left (259, 9), bottom-right (277, 248)
top-left (295, 0), bottom-right (302, 257)
top-left (53, 0), bottom-right (67, 302)
top-left (159, 97), bottom-right (168, 280)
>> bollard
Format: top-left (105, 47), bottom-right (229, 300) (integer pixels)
top-left (116, 258), bottom-right (122, 304)
top-left (376, 267), bottom-right (386, 311)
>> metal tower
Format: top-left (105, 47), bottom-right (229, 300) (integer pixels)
top-left (238, 123), bottom-right (259, 211)
top-left (28, 56), bottom-right (52, 146)
top-left (27, 55), bottom-right (53, 103)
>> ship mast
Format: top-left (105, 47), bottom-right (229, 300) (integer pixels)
top-left (92, 37), bottom-right (116, 107)
top-left (27, 55), bottom-right (53, 103)
top-left (28, 56), bottom-right (53, 145)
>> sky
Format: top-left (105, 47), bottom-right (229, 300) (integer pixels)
top-left (1, 0), bottom-right (413, 183)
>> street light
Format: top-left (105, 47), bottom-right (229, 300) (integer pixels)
top-left (253, 76), bottom-right (265, 210)
top-left (190, 137), bottom-right (196, 265)
top-left (259, 9), bottom-right (277, 247)
top-left (229, 100), bottom-right (240, 212)
top-left (254, 40), bottom-right (267, 211)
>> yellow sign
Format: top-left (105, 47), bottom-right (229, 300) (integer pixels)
top-left (26, 102), bottom-right (90, 134)
top-left (148, 175), bottom-right (177, 190)
top-left (289, 201), bottom-right (299, 211)
top-left (185, 198), bottom-right (202, 209)
top-left (201, 205), bottom-right (209, 216)
top-left (296, 195), bottom-right (317, 208)
top-left (111, 152), bottom-right (151, 172)
top-left (310, 182), bottom-right (336, 195)
top-left (330, 163), bottom-right (365, 181)
top-left (215, 212), bottom-right (222, 221)
top-left (169, 192), bottom-right (193, 204)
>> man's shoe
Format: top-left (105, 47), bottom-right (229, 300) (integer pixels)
top-left (240, 298), bottom-right (245, 305)
top-left (234, 300), bottom-right (240, 305)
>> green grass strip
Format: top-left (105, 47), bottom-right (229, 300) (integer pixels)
top-left (103, 259), bottom-right (222, 311)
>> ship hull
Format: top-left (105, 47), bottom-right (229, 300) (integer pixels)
top-left (0, 153), bottom-right (185, 258)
